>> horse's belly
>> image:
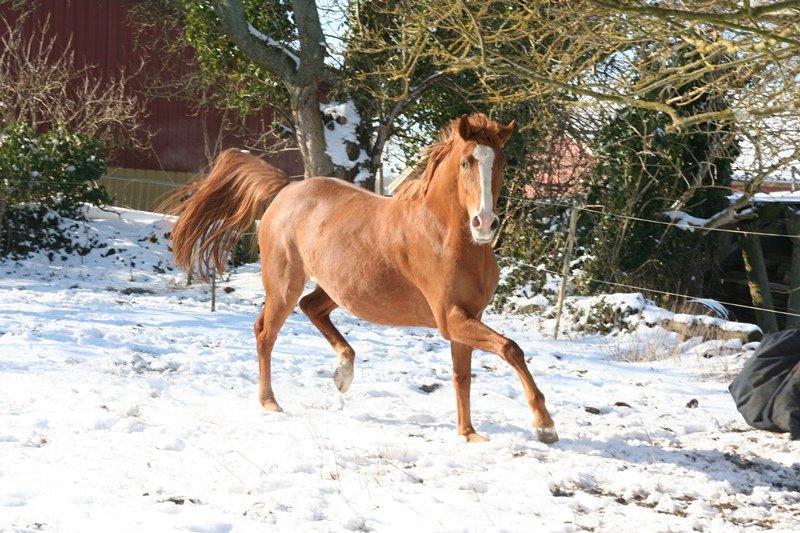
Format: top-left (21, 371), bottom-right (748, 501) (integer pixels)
top-left (286, 185), bottom-right (437, 327)
top-left (316, 272), bottom-right (436, 328)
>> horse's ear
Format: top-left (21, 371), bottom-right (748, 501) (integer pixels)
top-left (457, 114), bottom-right (473, 140)
top-left (498, 119), bottom-right (516, 146)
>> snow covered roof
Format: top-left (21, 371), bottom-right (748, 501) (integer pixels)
top-left (751, 190), bottom-right (800, 204)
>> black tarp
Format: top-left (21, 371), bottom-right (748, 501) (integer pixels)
top-left (729, 329), bottom-right (800, 439)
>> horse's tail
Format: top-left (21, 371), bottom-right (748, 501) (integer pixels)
top-left (167, 149), bottom-right (292, 281)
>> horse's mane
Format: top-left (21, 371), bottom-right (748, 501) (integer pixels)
top-left (394, 113), bottom-right (505, 201)
top-left (394, 127), bottom-right (455, 201)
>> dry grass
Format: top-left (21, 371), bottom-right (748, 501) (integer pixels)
top-left (599, 326), bottom-right (750, 375)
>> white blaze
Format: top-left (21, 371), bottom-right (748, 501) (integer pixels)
top-left (472, 144), bottom-right (495, 218)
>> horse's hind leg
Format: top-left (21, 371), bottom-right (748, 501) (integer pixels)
top-left (299, 286), bottom-right (355, 393)
top-left (255, 272), bottom-right (305, 411)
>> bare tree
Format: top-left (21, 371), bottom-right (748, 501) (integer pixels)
top-left (410, 0), bottom-right (799, 189)
top-left (0, 13), bottom-right (145, 150)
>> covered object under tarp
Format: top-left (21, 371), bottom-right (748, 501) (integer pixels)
top-left (729, 329), bottom-right (800, 439)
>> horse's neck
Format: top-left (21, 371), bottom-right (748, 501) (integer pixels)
top-left (419, 157), bottom-right (471, 248)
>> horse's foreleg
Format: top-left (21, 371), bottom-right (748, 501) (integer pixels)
top-left (445, 307), bottom-right (557, 444)
top-left (300, 286), bottom-right (355, 393)
top-left (451, 342), bottom-right (488, 442)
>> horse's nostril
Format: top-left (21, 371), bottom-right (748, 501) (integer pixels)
top-left (471, 216), bottom-right (481, 228)
top-left (490, 218), bottom-right (500, 231)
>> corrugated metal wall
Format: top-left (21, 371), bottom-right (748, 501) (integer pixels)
top-left (2, 0), bottom-right (303, 211)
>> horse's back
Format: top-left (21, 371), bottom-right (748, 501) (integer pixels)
top-left (270, 176), bottom-right (382, 213)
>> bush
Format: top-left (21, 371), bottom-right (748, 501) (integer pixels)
top-left (562, 293), bottom-right (649, 336)
top-left (577, 105), bottom-right (737, 298)
top-left (0, 11), bottom-right (143, 150)
top-left (0, 123), bottom-right (110, 257)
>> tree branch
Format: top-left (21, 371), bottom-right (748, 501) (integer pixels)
top-left (370, 70), bottom-right (448, 172)
top-left (291, 0), bottom-right (331, 85)
top-left (592, 0), bottom-right (800, 24)
top-left (592, 0), bottom-right (800, 47)
top-left (664, 194), bottom-right (756, 233)
top-left (213, 0), bottom-right (299, 84)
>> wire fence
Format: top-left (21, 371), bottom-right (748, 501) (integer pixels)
top-left (500, 192), bottom-right (799, 333)
top-left (6, 175), bottom-right (799, 238)
top-left (499, 194), bottom-right (800, 240)
top-left (527, 263), bottom-right (800, 320)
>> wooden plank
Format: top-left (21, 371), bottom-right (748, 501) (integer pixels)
top-left (787, 213), bottom-right (800, 328)
top-left (740, 233), bottom-right (780, 333)
top-left (721, 276), bottom-right (791, 293)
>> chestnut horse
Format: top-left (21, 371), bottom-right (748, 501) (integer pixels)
top-left (170, 113), bottom-right (557, 443)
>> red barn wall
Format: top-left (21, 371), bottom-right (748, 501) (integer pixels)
top-left (2, 1), bottom-right (302, 183)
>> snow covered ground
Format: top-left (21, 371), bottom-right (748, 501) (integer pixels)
top-left (1, 208), bottom-right (799, 532)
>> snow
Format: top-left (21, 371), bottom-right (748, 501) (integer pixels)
top-left (752, 190), bottom-right (800, 203)
top-left (2, 208), bottom-right (800, 531)
top-left (320, 100), bottom-right (370, 184)
top-left (724, 189), bottom-right (800, 207)
top-left (670, 313), bottom-right (762, 336)
top-left (663, 210), bottom-right (711, 231)
top-left (689, 298), bottom-right (730, 320)
top-left (247, 22), bottom-right (300, 69)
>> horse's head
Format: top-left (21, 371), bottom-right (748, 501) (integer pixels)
top-left (453, 114), bottom-right (515, 245)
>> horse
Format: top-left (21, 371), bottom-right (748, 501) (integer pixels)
top-left (169, 113), bottom-right (557, 443)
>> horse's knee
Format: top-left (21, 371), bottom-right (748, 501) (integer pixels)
top-left (440, 306), bottom-right (473, 341)
top-left (298, 294), bottom-right (315, 316)
top-left (300, 293), bottom-right (330, 323)
top-left (499, 338), bottom-right (524, 365)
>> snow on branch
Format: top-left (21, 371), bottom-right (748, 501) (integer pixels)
top-left (247, 22), bottom-right (300, 70)
top-left (663, 194), bottom-right (755, 232)
top-left (662, 210), bottom-right (711, 232)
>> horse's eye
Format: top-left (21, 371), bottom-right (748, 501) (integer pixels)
top-left (460, 160), bottom-right (469, 169)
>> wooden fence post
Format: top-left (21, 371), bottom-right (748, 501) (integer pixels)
top-left (210, 268), bottom-right (217, 313)
top-left (0, 198), bottom-right (5, 254)
top-left (740, 232), bottom-right (778, 333)
top-left (375, 164), bottom-right (384, 195)
top-left (186, 246), bottom-right (196, 286)
top-left (786, 211), bottom-right (800, 329)
top-left (553, 207), bottom-right (580, 339)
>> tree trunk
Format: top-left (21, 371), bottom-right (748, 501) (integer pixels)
top-left (786, 213), bottom-right (800, 329)
top-left (290, 84), bottom-right (333, 179)
top-left (740, 233), bottom-right (779, 333)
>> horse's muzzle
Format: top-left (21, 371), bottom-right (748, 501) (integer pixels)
top-left (470, 212), bottom-right (499, 244)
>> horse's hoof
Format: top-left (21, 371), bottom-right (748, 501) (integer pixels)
top-left (533, 426), bottom-right (559, 444)
top-left (261, 398), bottom-right (284, 412)
top-left (333, 363), bottom-right (353, 393)
top-left (465, 432), bottom-right (489, 443)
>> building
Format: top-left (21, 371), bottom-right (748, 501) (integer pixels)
top-left (2, 0), bottom-right (302, 211)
